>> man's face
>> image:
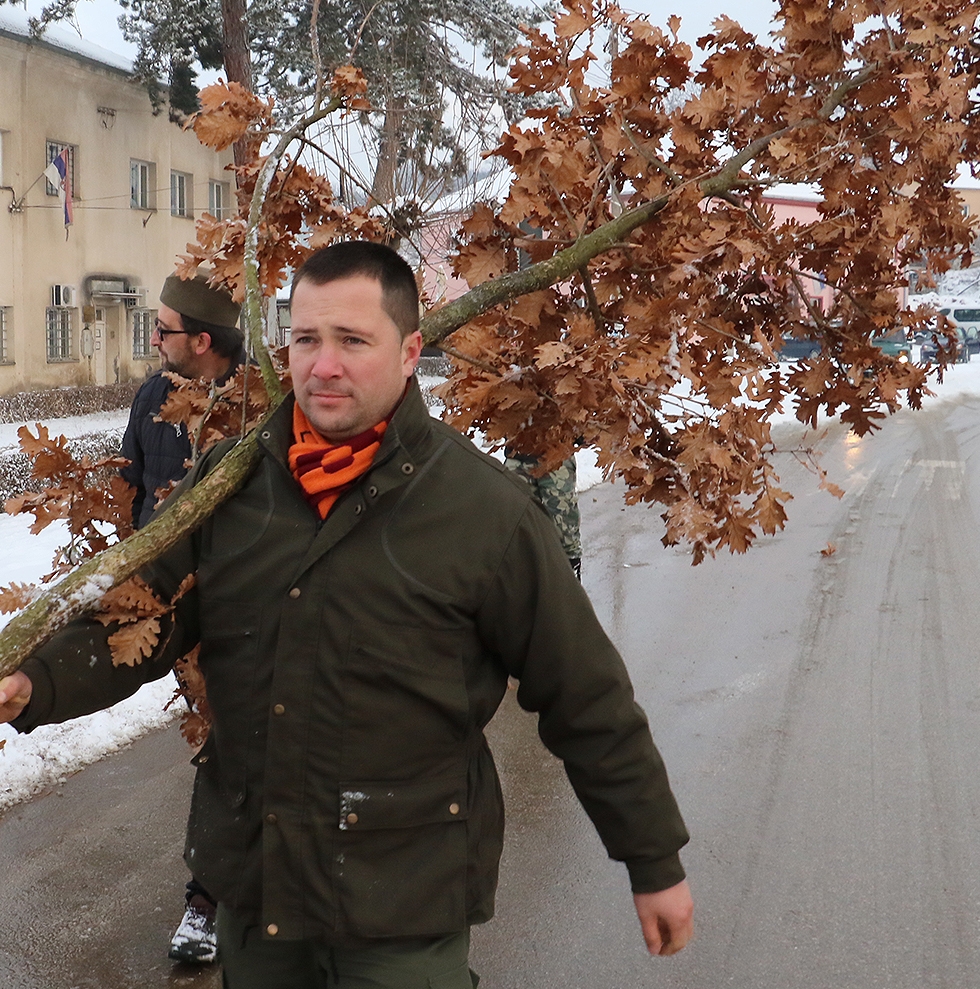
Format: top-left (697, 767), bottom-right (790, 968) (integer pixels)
top-left (151, 304), bottom-right (200, 376)
top-left (288, 275), bottom-right (422, 443)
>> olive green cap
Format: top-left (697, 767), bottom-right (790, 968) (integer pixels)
top-left (159, 272), bottom-right (241, 329)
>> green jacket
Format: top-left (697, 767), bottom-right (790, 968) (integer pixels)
top-left (16, 380), bottom-right (688, 944)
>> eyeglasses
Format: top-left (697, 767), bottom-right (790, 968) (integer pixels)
top-left (154, 322), bottom-right (191, 338)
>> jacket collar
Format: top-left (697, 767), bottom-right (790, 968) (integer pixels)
top-left (258, 376), bottom-right (434, 474)
top-left (258, 377), bottom-right (436, 574)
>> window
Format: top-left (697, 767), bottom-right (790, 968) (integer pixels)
top-left (46, 307), bottom-right (75, 361)
top-left (171, 170), bottom-right (192, 217)
top-left (132, 309), bottom-right (155, 358)
top-left (209, 179), bottom-right (230, 219)
top-left (275, 299), bottom-right (291, 347)
top-left (46, 141), bottom-right (76, 196)
top-left (0, 307), bottom-right (10, 364)
top-left (130, 159), bottom-right (155, 210)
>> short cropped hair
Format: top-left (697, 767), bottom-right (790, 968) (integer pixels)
top-left (290, 241), bottom-right (420, 339)
top-left (180, 313), bottom-right (245, 359)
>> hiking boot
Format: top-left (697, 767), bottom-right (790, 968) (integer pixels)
top-left (168, 894), bottom-right (218, 964)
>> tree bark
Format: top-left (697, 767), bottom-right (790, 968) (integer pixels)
top-left (220, 0), bottom-right (253, 174)
top-left (370, 97), bottom-right (405, 206)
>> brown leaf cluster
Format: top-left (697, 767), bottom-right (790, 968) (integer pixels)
top-left (3, 424), bottom-right (135, 579)
top-left (190, 82), bottom-right (275, 153)
top-left (169, 645), bottom-right (212, 748)
top-left (155, 362), bottom-right (280, 462)
top-left (1, 428), bottom-right (195, 676)
top-left (180, 80), bottom-right (389, 301)
top-left (435, 0), bottom-right (979, 561)
top-left (95, 577), bottom-right (168, 667)
top-left (94, 573), bottom-right (195, 669)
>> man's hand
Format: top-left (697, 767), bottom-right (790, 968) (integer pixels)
top-left (0, 672), bottom-right (32, 723)
top-left (633, 879), bottom-right (694, 957)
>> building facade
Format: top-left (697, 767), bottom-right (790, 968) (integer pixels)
top-left (0, 10), bottom-right (234, 395)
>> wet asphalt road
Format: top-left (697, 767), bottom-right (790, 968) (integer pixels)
top-left (3, 395), bottom-right (980, 987)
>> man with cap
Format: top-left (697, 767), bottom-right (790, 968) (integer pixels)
top-left (121, 271), bottom-right (245, 529)
top-left (120, 271), bottom-right (243, 963)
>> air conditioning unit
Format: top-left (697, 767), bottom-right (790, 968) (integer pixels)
top-left (125, 286), bottom-right (149, 309)
top-left (51, 284), bottom-right (77, 307)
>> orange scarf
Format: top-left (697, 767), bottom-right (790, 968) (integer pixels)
top-left (289, 404), bottom-right (387, 519)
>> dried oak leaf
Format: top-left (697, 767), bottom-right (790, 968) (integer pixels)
top-left (170, 646), bottom-right (212, 748)
top-left (108, 618), bottom-right (161, 668)
top-left (0, 582), bottom-right (38, 614)
top-left (191, 82), bottom-right (273, 151)
top-left (97, 577), bottom-right (169, 624)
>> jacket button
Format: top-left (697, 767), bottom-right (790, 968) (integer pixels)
top-left (401, 463), bottom-right (414, 474)
top-left (449, 803), bottom-right (460, 815)
top-left (368, 485), bottom-right (378, 497)
top-left (289, 588), bottom-right (301, 599)
top-left (354, 504), bottom-right (363, 515)
top-left (266, 813), bottom-right (278, 825)
top-left (267, 924), bottom-right (279, 936)
top-left (273, 703), bottom-right (285, 716)
top-left (346, 813), bottom-right (359, 826)
top-left (197, 755), bottom-right (209, 764)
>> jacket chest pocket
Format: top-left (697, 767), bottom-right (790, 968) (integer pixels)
top-left (341, 623), bottom-right (469, 780)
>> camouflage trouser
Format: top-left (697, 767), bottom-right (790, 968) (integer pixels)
top-left (503, 453), bottom-right (582, 562)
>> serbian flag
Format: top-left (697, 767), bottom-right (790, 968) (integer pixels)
top-left (43, 149), bottom-right (73, 227)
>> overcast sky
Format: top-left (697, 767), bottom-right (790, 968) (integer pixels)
top-left (34, 0), bottom-right (780, 62)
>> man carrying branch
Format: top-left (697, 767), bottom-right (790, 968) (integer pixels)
top-left (0, 241), bottom-right (692, 987)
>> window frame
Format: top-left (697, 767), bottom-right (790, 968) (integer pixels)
top-left (171, 170), bottom-right (192, 218)
top-left (130, 159), bottom-right (155, 211)
top-left (0, 306), bottom-right (11, 364)
top-left (45, 140), bottom-right (76, 197)
top-left (45, 306), bottom-right (76, 362)
top-left (209, 179), bottom-right (230, 219)
top-left (132, 308), bottom-right (156, 358)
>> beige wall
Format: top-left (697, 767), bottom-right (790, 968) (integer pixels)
top-left (0, 27), bottom-right (234, 395)
top-left (954, 185), bottom-right (980, 226)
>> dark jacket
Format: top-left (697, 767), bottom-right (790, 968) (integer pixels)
top-left (120, 350), bottom-right (247, 528)
top-left (16, 379), bottom-right (689, 945)
top-left (120, 370), bottom-right (190, 528)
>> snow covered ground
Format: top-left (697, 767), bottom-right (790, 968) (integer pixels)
top-left (2, 358), bottom-right (980, 811)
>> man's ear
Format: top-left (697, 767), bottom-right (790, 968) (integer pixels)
top-left (402, 330), bottom-right (423, 375)
top-left (192, 332), bottom-right (212, 356)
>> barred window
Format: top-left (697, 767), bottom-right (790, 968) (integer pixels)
top-left (46, 307), bottom-right (74, 361)
top-left (45, 141), bottom-right (76, 196)
top-left (0, 307), bottom-right (10, 363)
top-left (133, 309), bottom-right (155, 358)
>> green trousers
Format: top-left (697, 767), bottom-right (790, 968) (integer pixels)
top-left (217, 906), bottom-right (479, 989)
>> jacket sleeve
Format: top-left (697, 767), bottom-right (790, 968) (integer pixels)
top-left (475, 502), bottom-right (689, 895)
